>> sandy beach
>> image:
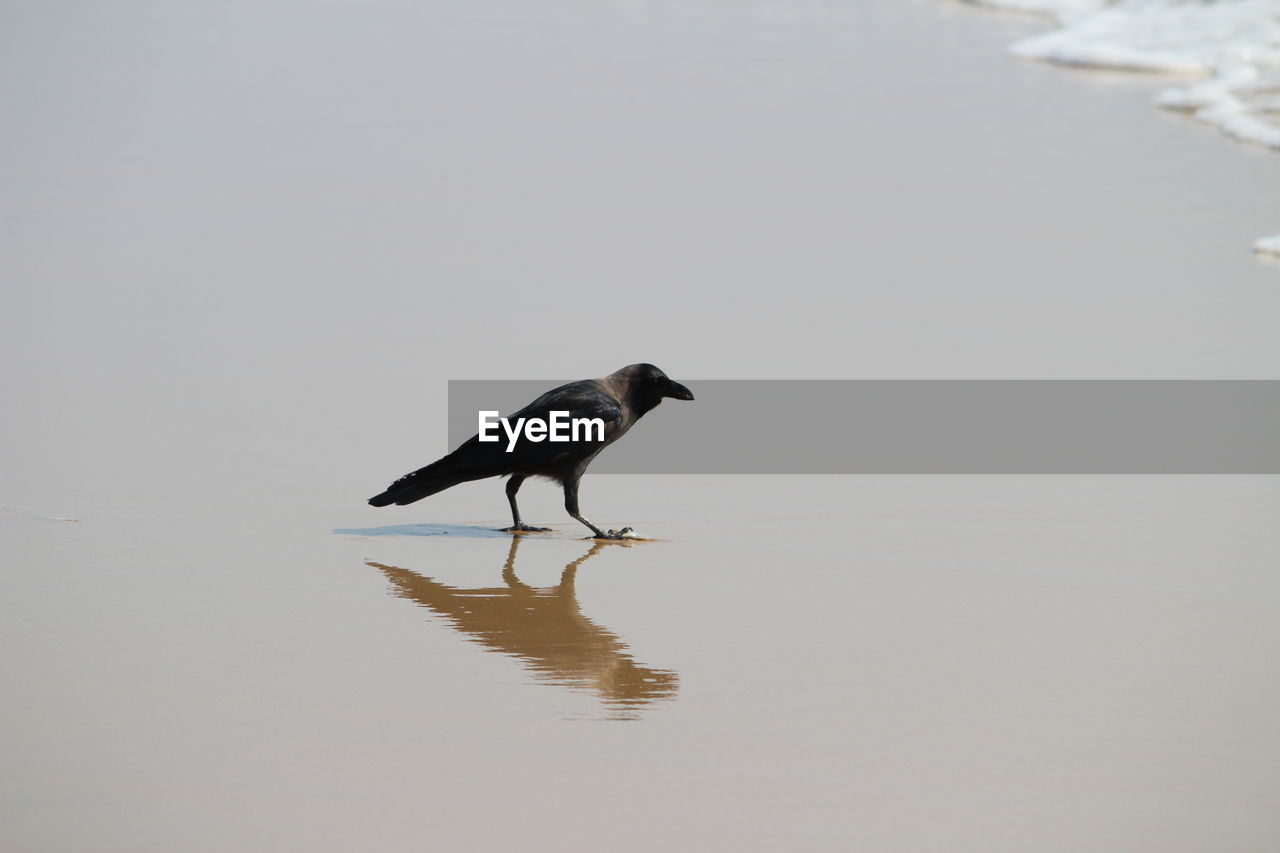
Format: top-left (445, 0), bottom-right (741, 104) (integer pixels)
top-left (3, 1), bottom-right (1279, 850)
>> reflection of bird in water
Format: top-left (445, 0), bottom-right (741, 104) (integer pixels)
top-left (367, 537), bottom-right (678, 718)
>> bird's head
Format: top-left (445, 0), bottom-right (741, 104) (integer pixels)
top-left (618, 363), bottom-right (694, 403)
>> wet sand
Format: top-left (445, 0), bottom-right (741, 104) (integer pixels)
top-left (5, 476), bottom-right (1280, 851)
top-left (3, 0), bottom-right (1280, 850)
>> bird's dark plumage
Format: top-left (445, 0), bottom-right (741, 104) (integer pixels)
top-left (368, 363), bottom-right (693, 538)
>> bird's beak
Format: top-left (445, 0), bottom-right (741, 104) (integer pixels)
top-left (667, 381), bottom-right (694, 401)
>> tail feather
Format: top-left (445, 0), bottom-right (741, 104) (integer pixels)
top-left (369, 434), bottom-right (513, 508)
top-left (367, 457), bottom-right (488, 507)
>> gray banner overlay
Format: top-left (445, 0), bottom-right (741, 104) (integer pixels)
top-left (448, 381), bottom-right (1280, 473)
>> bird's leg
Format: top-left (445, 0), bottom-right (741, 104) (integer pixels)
top-left (564, 477), bottom-right (634, 540)
top-left (501, 475), bottom-right (551, 533)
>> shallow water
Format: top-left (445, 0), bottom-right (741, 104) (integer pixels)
top-left (3, 0), bottom-right (1280, 850)
top-left (5, 476), bottom-right (1280, 850)
top-left (966, 0), bottom-right (1280, 250)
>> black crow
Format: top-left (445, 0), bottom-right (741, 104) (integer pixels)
top-left (368, 363), bottom-right (694, 538)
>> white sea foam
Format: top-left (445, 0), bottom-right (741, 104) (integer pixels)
top-left (966, 0), bottom-right (1280, 252)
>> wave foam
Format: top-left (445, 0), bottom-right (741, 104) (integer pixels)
top-left (1256, 234), bottom-right (1280, 256)
top-left (968, 0), bottom-right (1280, 253)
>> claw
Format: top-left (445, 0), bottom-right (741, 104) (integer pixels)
top-left (502, 524), bottom-right (553, 534)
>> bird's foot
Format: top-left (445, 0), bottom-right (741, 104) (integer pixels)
top-left (596, 527), bottom-right (639, 540)
top-left (502, 524), bottom-right (553, 533)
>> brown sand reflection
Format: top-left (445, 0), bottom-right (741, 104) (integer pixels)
top-left (368, 537), bottom-right (678, 719)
